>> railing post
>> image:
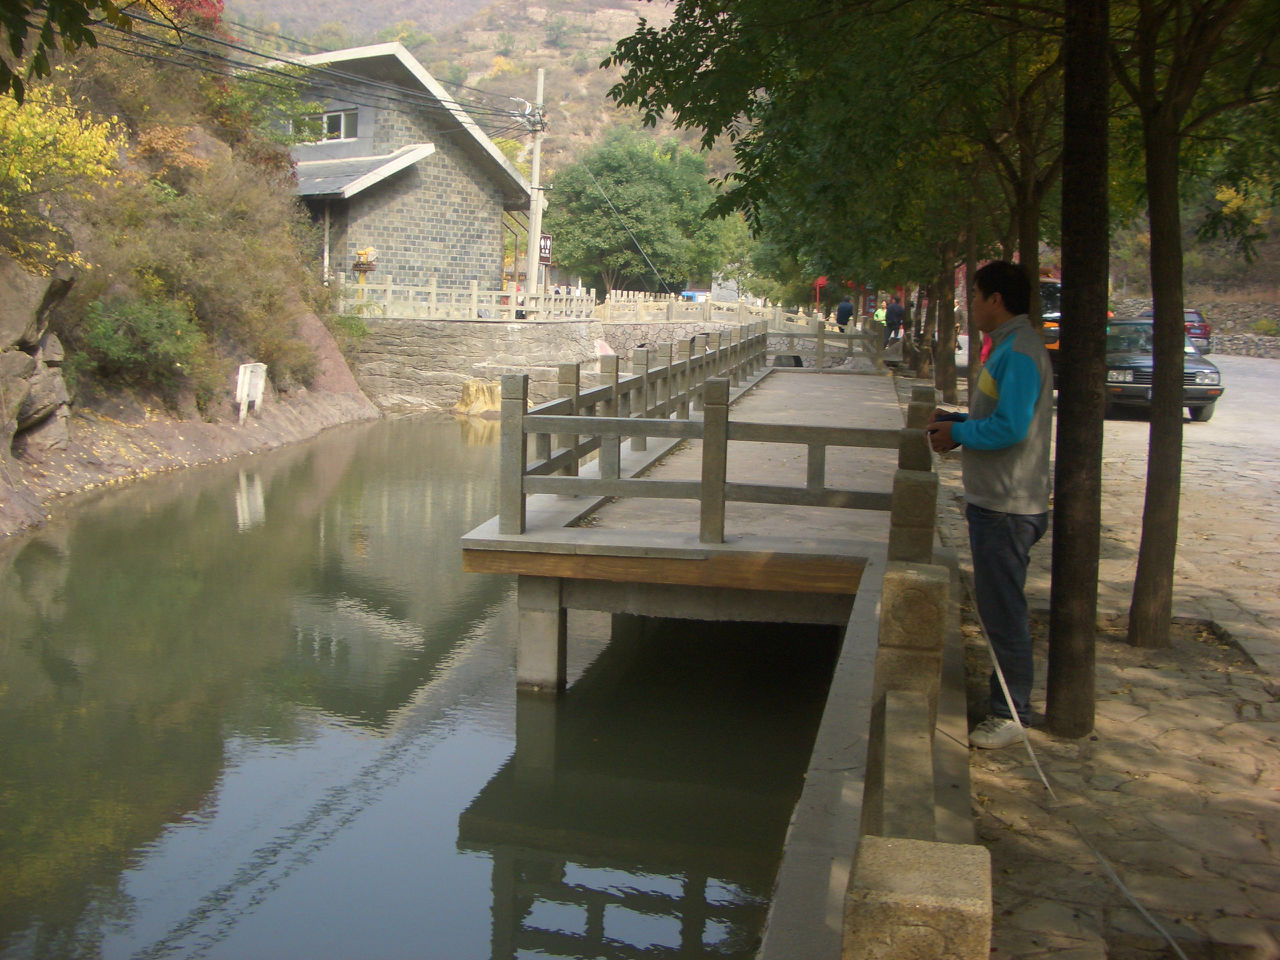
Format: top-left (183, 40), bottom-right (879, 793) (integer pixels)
top-left (908, 386), bottom-right (937, 429)
top-left (816, 320), bottom-right (826, 370)
top-left (557, 363), bottom-right (580, 477)
top-left (656, 343), bottom-right (673, 416)
top-left (677, 339), bottom-right (692, 419)
top-left (499, 374), bottom-right (528, 535)
top-left (692, 335), bottom-right (709, 411)
top-left (699, 378), bottom-right (730, 544)
top-left (729, 329), bottom-right (742, 386)
top-left (600, 355), bottom-right (621, 479)
top-left (630, 348), bottom-right (650, 451)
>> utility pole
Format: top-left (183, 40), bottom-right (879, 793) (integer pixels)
top-left (524, 68), bottom-right (546, 297)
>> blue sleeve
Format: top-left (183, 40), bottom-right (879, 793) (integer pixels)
top-left (952, 351), bottom-right (1042, 450)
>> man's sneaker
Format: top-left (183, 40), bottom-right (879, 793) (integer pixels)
top-left (969, 715), bottom-right (1025, 749)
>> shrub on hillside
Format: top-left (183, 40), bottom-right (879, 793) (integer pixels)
top-left (79, 293), bottom-right (224, 409)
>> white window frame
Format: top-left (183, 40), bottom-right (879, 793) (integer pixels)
top-left (302, 109), bottom-right (359, 142)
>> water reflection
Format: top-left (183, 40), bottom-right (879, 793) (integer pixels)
top-left (461, 617), bottom-right (840, 960)
top-left (0, 416), bottom-right (508, 957)
top-left (1, 416), bottom-right (840, 960)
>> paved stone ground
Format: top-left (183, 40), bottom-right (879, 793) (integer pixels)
top-left (893, 359), bottom-right (1280, 959)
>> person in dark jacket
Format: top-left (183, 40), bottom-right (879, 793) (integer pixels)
top-left (835, 296), bottom-right (854, 330)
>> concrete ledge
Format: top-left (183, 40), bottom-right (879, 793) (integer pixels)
top-left (880, 691), bottom-right (935, 840)
top-left (844, 836), bottom-right (992, 960)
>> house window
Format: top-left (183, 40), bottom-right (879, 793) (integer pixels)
top-left (303, 109), bottom-right (358, 141)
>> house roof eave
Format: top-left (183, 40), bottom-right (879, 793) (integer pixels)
top-left (296, 42), bottom-right (532, 209)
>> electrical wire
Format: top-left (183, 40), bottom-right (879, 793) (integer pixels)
top-left (89, 21), bottom-right (535, 150)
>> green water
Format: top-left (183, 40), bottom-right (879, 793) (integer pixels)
top-left (0, 415), bottom-right (838, 960)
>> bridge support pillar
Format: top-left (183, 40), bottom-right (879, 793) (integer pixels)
top-left (517, 575), bottom-right (567, 693)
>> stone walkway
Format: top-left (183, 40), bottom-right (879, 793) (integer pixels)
top-left (894, 369), bottom-right (1280, 959)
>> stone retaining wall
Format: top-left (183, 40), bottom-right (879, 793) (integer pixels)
top-left (354, 317), bottom-right (750, 411)
top-left (1112, 297), bottom-right (1280, 358)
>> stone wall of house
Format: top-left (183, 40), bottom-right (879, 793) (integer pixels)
top-left (335, 104), bottom-right (506, 290)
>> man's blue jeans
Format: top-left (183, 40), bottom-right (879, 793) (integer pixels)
top-left (966, 503), bottom-right (1048, 723)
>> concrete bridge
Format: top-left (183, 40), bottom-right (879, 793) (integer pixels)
top-left (460, 325), bottom-right (989, 960)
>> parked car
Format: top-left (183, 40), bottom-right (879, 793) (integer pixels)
top-left (1039, 279), bottom-right (1062, 358)
top-left (1138, 307), bottom-right (1212, 353)
top-left (1105, 319), bottom-right (1224, 421)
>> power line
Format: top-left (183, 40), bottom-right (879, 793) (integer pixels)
top-left (89, 18), bottom-right (535, 150)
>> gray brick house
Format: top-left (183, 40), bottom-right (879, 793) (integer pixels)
top-left (291, 43), bottom-right (531, 289)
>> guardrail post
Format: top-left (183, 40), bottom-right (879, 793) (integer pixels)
top-left (908, 385), bottom-right (937, 429)
top-left (699, 377), bottom-right (730, 544)
top-left (888, 469), bottom-right (939, 563)
top-left (631, 348), bottom-right (650, 451)
top-left (656, 343), bottom-right (673, 416)
top-left (729, 328), bottom-right (743, 385)
top-left (557, 363), bottom-right (580, 477)
top-left (677, 340), bottom-right (692, 419)
top-left (692, 335), bottom-right (708, 410)
top-left (499, 375), bottom-right (528, 535)
top-left (600, 354), bottom-right (620, 479)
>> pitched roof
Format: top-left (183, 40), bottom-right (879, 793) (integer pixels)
top-left (295, 143), bottom-right (436, 199)
top-left (293, 43), bottom-right (531, 211)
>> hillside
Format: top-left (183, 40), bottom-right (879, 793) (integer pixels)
top-left (223, 0), bottom-right (737, 178)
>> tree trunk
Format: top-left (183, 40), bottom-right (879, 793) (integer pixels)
top-left (1128, 111), bottom-right (1185, 649)
top-left (917, 281), bottom-right (937, 380)
top-left (1046, 0), bottom-right (1108, 738)
top-left (965, 219), bottom-right (979, 399)
top-left (935, 256), bottom-right (958, 403)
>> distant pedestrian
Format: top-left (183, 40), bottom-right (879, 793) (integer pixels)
top-left (835, 296), bottom-right (854, 331)
top-left (884, 296), bottom-right (905, 346)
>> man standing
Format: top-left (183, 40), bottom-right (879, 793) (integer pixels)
top-left (884, 296), bottom-right (906, 345)
top-left (926, 261), bottom-right (1053, 749)
top-left (835, 296), bottom-right (854, 331)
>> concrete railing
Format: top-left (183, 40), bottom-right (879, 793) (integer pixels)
top-left (497, 325), bottom-right (935, 549)
top-left (842, 384), bottom-right (991, 960)
top-left (336, 276), bottom-right (598, 321)
top-left (599, 291), bottom-right (811, 327)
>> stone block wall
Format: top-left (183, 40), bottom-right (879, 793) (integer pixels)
top-left (355, 318), bottom-right (604, 410)
top-left (328, 100), bottom-right (507, 290)
top-left (597, 320), bottom-right (742, 358)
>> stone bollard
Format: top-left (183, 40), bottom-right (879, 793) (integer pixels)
top-left (888, 469), bottom-right (938, 563)
top-left (908, 385), bottom-right (937, 430)
top-left (844, 836), bottom-right (991, 960)
top-left (875, 561), bottom-right (950, 721)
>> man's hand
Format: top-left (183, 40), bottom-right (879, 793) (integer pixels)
top-left (926, 409), bottom-right (961, 453)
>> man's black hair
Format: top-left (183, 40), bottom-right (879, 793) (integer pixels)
top-left (974, 261), bottom-right (1031, 315)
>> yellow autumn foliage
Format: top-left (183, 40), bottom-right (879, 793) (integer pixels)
top-left (0, 84), bottom-right (123, 271)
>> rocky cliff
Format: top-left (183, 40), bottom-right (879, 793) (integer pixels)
top-left (1, 263), bottom-right (381, 539)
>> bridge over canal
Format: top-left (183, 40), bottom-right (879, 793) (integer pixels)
top-left (461, 327), bottom-right (990, 960)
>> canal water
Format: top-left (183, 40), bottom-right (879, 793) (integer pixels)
top-left (0, 415), bottom-right (841, 960)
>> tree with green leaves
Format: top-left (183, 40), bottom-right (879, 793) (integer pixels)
top-left (542, 128), bottom-right (741, 294)
top-left (1109, 0), bottom-right (1280, 648)
top-left (0, 0), bottom-right (132, 102)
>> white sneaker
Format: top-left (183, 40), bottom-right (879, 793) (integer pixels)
top-left (970, 715), bottom-right (1025, 749)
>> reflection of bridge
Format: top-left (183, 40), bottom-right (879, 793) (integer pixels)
top-left (461, 328), bottom-right (987, 959)
top-left (459, 619), bottom-right (839, 959)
